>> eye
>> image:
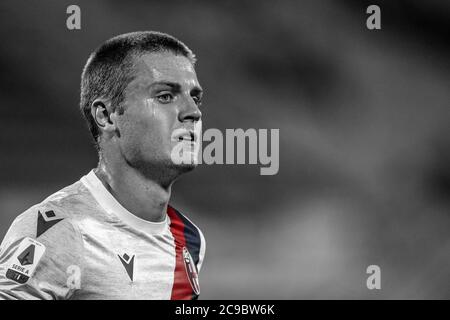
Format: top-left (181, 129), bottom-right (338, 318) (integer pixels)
top-left (156, 93), bottom-right (174, 104)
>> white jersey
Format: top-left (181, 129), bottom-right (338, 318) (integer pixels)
top-left (0, 170), bottom-right (205, 300)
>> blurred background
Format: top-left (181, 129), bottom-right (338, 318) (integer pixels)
top-left (0, 0), bottom-right (449, 299)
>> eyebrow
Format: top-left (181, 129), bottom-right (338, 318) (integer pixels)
top-left (149, 81), bottom-right (203, 95)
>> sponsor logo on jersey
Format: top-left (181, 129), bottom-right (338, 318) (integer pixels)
top-left (182, 247), bottom-right (200, 295)
top-left (118, 253), bottom-right (134, 282)
top-left (6, 237), bottom-right (46, 284)
top-left (37, 210), bottom-right (64, 237)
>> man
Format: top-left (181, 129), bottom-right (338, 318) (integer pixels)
top-left (0, 31), bottom-right (206, 300)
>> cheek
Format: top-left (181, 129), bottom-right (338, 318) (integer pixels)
top-left (144, 99), bottom-right (176, 142)
top-left (120, 100), bottom-right (176, 149)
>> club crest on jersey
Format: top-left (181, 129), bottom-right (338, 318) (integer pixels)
top-left (6, 237), bottom-right (46, 284)
top-left (182, 247), bottom-right (200, 295)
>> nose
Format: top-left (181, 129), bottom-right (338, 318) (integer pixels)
top-left (178, 97), bottom-right (202, 123)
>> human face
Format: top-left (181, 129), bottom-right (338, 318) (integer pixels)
top-left (115, 51), bottom-right (203, 179)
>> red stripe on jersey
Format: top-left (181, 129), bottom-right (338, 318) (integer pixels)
top-left (167, 206), bottom-right (193, 300)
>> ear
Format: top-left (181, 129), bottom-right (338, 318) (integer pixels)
top-left (91, 99), bottom-right (116, 135)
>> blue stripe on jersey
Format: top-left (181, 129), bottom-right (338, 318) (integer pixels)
top-left (172, 208), bottom-right (201, 266)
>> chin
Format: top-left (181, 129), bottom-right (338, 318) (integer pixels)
top-left (169, 144), bottom-right (200, 168)
top-left (160, 161), bottom-right (197, 185)
top-left (173, 159), bottom-right (199, 172)
top-left (130, 158), bottom-right (197, 186)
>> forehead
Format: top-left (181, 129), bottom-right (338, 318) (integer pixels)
top-left (131, 51), bottom-right (198, 86)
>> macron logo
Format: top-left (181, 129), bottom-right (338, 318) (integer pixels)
top-left (118, 253), bottom-right (134, 282)
top-left (37, 210), bottom-right (64, 237)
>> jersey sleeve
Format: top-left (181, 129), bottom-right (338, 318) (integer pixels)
top-left (0, 205), bottom-right (84, 300)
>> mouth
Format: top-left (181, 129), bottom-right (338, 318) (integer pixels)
top-left (178, 131), bottom-right (194, 142)
top-left (171, 129), bottom-right (197, 143)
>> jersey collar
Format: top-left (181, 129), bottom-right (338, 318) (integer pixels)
top-left (81, 170), bottom-right (169, 235)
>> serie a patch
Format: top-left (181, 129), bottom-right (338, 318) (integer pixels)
top-left (6, 237), bottom-right (46, 284)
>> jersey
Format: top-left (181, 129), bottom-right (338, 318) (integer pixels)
top-left (0, 170), bottom-right (206, 300)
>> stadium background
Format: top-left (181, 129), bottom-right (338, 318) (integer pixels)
top-left (0, 0), bottom-right (449, 298)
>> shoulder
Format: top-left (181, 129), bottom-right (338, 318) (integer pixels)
top-left (1, 181), bottom-right (89, 252)
top-left (1, 205), bottom-right (83, 259)
top-left (0, 183), bottom-right (88, 299)
top-left (0, 184), bottom-right (86, 284)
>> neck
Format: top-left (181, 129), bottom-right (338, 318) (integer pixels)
top-left (94, 152), bottom-right (172, 223)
